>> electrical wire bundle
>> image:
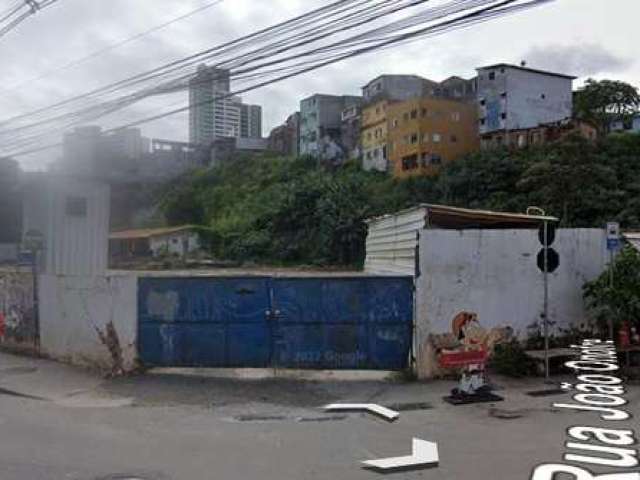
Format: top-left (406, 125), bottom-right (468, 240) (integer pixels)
top-left (0, 0), bottom-right (59, 39)
top-left (0, 0), bottom-right (554, 157)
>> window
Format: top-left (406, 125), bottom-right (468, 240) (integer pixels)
top-left (410, 133), bottom-right (418, 144)
top-left (431, 154), bottom-right (442, 165)
top-left (392, 119), bottom-right (398, 128)
top-left (420, 153), bottom-right (430, 167)
top-left (421, 108), bottom-right (428, 117)
top-left (479, 99), bottom-right (486, 107)
top-left (367, 132), bottom-right (372, 141)
top-left (410, 109), bottom-right (417, 119)
top-left (403, 135), bottom-right (410, 145)
top-left (422, 133), bottom-right (430, 143)
top-left (450, 134), bottom-right (458, 143)
top-left (375, 107), bottom-right (380, 114)
top-left (480, 118), bottom-right (486, 126)
top-left (500, 92), bottom-right (507, 98)
top-left (65, 196), bottom-right (87, 217)
top-left (401, 154), bottom-right (418, 171)
top-left (489, 72), bottom-right (496, 80)
top-left (403, 112), bottom-right (409, 121)
top-left (432, 133), bottom-right (441, 143)
top-left (367, 151), bottom-right (372, 159)
top-left (451, 112), bottom-right (461, 122)
top-left (501, 112), bottom-right (507, 120)
top-left (374, 149), bottom-right (380, 158)
top-left (172, 238), bottom-right (179, 245)
top-left (541, 93), bottom-right (546, 99)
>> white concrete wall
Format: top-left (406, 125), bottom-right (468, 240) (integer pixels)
top-left (415, 228), bottom-right (607, 375)
top-left (477, 66), bottom-right (573, 133)
top-left (38, 273), bottom-right (137, 370)
top-left (506, 68), bottom-right (573, 130)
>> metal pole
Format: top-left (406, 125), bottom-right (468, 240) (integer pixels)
top-left (32, 249), bottom-right (40, 350)
top-left (543, 221), bottom-right (550, 381)
top-left (608, 248), bottom-right (614, 341)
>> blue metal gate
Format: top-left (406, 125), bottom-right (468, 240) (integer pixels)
top-left (138, 276), bottom-right (412, 370)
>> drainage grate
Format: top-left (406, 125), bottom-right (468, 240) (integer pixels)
top-left (95, 474), bottom-right (170, 480)
top-left (0, 387), bottom-right (46, 401)
top-left (233, 414), bottom-right (288, 422)
top-left (387, 402), bottom-right (433, 412)
top-left (296, 415), bottom-right (347, 422)
top-left (526, 389), bottom-right (566, 397)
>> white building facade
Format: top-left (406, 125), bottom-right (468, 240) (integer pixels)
top-left (189, 66), bottom-right (241, 144)
top-left (477, 64), bottom-right (575, 135)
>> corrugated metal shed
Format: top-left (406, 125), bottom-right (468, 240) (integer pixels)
top-left (364, 207), bottom-right (426, 276)
top-left (22, 174), bottom-right (110, 276)
top-left (364, 204), bottom-right (559, 276)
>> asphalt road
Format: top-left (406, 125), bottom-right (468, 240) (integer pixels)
top-left (1, 352), bottom-right (639, 480)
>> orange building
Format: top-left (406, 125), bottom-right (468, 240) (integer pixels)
top-left (361, 99), bottom-right (393, 172)
top-left (386, 97), bottom-right (479, 177)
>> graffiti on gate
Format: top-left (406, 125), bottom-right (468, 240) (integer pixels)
top-left (0, 269), bottom-right (36, 350)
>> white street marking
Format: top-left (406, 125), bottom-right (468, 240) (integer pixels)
top-left (323, 403), bottom-right (400, 421)
top-left (362, 438), bottom-right (439, 471)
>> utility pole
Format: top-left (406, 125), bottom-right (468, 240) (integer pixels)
top-left (543, 220), bottom-right (550, 381)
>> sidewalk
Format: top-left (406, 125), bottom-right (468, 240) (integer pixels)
top-left (0, 350), bottom-right (132, 407)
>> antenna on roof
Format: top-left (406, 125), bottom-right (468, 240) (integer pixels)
top-left (520, 60), bottom-right (527, 67)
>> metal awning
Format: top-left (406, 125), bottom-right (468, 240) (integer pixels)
top-left (422, 204), bottom-right (558, 229)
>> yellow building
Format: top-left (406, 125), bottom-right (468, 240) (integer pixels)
top-left (386, 97), bottom-right (479, 178)
top-left (360, 99), bottom-right (392, 172)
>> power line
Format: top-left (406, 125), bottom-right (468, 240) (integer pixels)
top-left (0, 0), bottom-right (380, 127)
top-left (1, 0), bottom-right (553, 157)
top-left (0, 0), bottom-right (522, 143)
top-left (0, 0), bottom-right (548, 154)
top-left (0, 0), bottom-right (60, 39)
top-left (1, 0), bottom-right (226, 94)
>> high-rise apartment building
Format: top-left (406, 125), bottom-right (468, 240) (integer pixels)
top-left (240, 104), bottom-right (263, 139)
top-left (188, 65), bottom-right (241, 144)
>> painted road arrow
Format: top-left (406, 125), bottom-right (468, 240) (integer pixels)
top-left (362, 438), bottom-right (439, 472)
top-left (323, 403), bottom-right (400, 421)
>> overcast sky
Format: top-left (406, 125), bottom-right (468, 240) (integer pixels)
top-left (1, 0), bottom-right (638, 170)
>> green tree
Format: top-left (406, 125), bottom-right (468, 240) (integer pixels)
top-left (517, 136), bottom-right (622, 226)
top-left (583, 246), bottom-right (640, 334)
top-left (574, 79), bottom-right (640, 134)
